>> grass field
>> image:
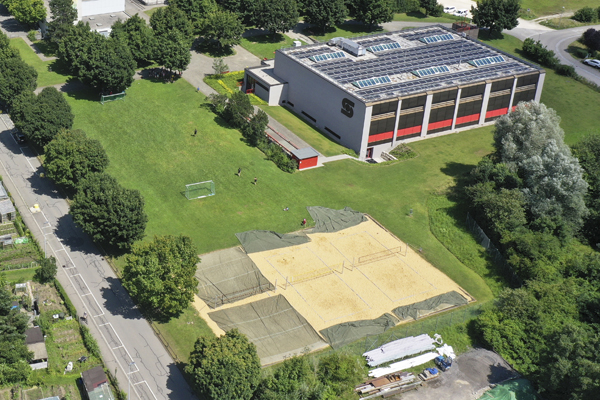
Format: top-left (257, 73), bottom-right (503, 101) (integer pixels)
top-left (9, 38), bottom-right (70, 87)
top-left (305, 22), bottom-right (387, 42)
top-left (240, 34), bottom-right (305, 60)
top-left (259, 105), bottom-right (352, 156)
top-left (393, 11), bottom-right (467, 23)
top-left (520, 0), bottom-right (599, 18)
top-left (540, 16), bottom-right (595, 29)
top-left (2, 267), bottom-right (38, 283)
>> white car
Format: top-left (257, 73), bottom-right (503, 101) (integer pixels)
top-left (454, 9), bottom-right (469, 17)
top-left (583, 59), bottom-right (600, 68)
top-left (444, 6), bottom-right (456, 13)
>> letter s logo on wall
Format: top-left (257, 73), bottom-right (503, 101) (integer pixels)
top-left (341, 98), bottom-right (354, 118)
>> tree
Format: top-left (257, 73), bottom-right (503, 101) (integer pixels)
top-left (110, 15), bottom-right (157, 67)
top-left (4, 0), bottom-right (46, 26)
top-left (123, 235), bottom-right (198, 318)
top-left (150, 6), bottom-right (194, 41)
top-left (82, 35), bottom-right (137, 93)
top-left (572, 135), bottom-right (600, 247)
top-left (395, 0), bottom-right (420, 13)
top-left (254, 0), bottom-right (299, 35)
top-left (303, 0), bottom-right (347, 34)
top-left (186, 329), bottom-right (261, 400)
top-left (223, 91), bottom-right (253, 128)
top-left (44, 130), bottom-right (109, 192)
top-left (0, 56), bottom-right (36, 108)
top-left (12, 87), bottom-right (73, 148)
top-left (317, 352), bottom-right (367, 396)
top-left (201, 10), bottom-right (244, 49)
top-left (582, 28), bottom-right (600, 52)
top-left (419, 0), bottom-right (439, 16)
top-left (169, 0), bottom-right (218, 32)
top-left (35, 256), bottom-right (57, 283)
top-left (0, 285), bottom-right (32, 385)
top-left (0, 30), bottom-right (19, 60)
top-left (58, 22), bottom-right (95, 76)
top-left (471, 0), bottom-right (520, 35)
top-left (242, 109), bottom-right (268, 146)
top-left (212, 58), bottom-right (228, 75)
top-left (573, 7), bottom-right (597, 23)
top-left (47, 0), bottom-right (78, 44)
top-left (353, 0), bottom-right (393, 27)
top-left (254, 355), bottom-right (322, 400)
top-left (70, 172), bottom-right (147, 251)
top-left (154, 29), bottom-right (192, 73)
top-left (494, 102), bottom-right (588, 237)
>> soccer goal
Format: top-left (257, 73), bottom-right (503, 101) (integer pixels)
top-left (100, 91), bottom-right (126, 104)
top-left (185, 180), bottom-right (215, 200)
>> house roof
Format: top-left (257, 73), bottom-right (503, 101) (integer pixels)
top-left (0, 181), bottom-right (7, 199)
top-left (82, 366), bottom-right (108, 392)
top-left (87, 383), bottom-right (115, 400)
top-left (291, 147), bottom-right (319, 159)
top-left (25, 327), bottom-right (44, 345)
top-left (278, 25), bottom-right (541, 102)
top-left (0, 198), bottom-right (15, 215)
top-left (28, 342), bottom-right (48, 361)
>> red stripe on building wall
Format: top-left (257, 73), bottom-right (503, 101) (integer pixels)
top-left (485, 108), bottom-right (508, 119)
top-left (397, 125), bottom-right (422, 137)
top-left (368, 131), bottom-right (394, 143)
top-left (427, 119), bottom-right (452, 131)
top-left (298, 156), bottom-right (318, 170)
top-left (511, 106), bottom-right (517, 112)
top-left (455, 114), bottom-right (480, 125)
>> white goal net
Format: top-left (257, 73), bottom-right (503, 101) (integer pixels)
top-left (185, 181), bottom-right (215, 200)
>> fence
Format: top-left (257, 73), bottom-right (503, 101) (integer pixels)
top-left (0, 261), bottom-right (38, 271)
top-left (210, 281), bottom-right (275, 308)
top-left (465, 213), bottom-right (522, 287)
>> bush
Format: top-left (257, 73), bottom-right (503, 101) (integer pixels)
top-left (522, 38), bottom-right (558, 68)
top-left (555, 64), bottom-right (576, 77)
top-left (258, 141), bottom-right (297, 173)
top-left (53, 279), bottom-right (78, 318)
top-left (393, 0), bottom-right (420, 13)
top-left (583, 28), bottom-right (600, 52)
top-left (574, 47), bottom-right (590, 58)
top-left (35, 256), bottom-right (57, 283)
top-left (573, 7), bottom-right (597, 23)
top-left (27, 30), bottom-right (37, 42)
top-left (80, 325), bottom-right (102, 359)
top-left (431, 4), bottom-right (444, 17)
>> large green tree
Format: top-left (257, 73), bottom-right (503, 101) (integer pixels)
top-left (186, 329), bottom-right (261, 400)
top-left (110, 14), bottom-right (157, 67)
top-left (573, 135), bottom-right (600, 247)
top-left (223, 91), bottom-right (253, 128)
top-left (70, 172), bottom-right (147, 251)
top-left (150, 6), bottom-right (194, 41)
top-left (0, 284), bottom-right (31, 384)
top-left (44, 130), bottom-right (109, 192)
top-left (123, 235), bottom-right (198, 318)
top-left (58, 22), bottom-right (95, 76)
top-left (3, 0), bottom-right (46, 26)
top-left (169, 0), bottom-right (218, 32)
top-left (201, 10), bottom-right (244, 49)
top-left (35, 256), bottom-right (57, 283)
top-left (12, 87), bottom-right (73, 148)
top-left (303, 0), bottom-right (347, 34)
top-left (254, 0), bottom-right (299, 34)
top-left (0, 56), bottom-right (36, 109)
top-left (419, 0), bottom-right (439, 16)
top-left (154, 29), bottom-right (192, 72)
top-left (317, 352), bottom-right (367, 397)
top-left (0, 30), bottom-right (18, 59)
top-left (47, 0), bottom-right (77, 44)
top-left (352, 0), bottom-right (393, 27)
top-left (471, 0), bottom-right (520, 35)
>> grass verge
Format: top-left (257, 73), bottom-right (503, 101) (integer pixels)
top-left (9, 38), bottom-right (71, 87)
top-left (540, 17), bottom-right (596, 29)
top-left (259, 105), bottom-right (353, 157)
top-left (305, 22), bottom-right (386, 42)
top-left (240, 33), bottom-right (304, 60)
top-left (520, 1), bottom-right (598, 18)
top-left (393, 11), bottom-right (467, 23)
top-left (2, 267), bottom-right (38, 283)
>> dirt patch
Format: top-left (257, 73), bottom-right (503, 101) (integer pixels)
top-left (32, 282), bottom-right (67, 314)
top-left (394, 348), bottom-right (519, 400)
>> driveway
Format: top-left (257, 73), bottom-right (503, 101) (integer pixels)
top-left (391, 348), bottom-right (519, 400)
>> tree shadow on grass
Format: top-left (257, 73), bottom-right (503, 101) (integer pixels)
top-left (195, 41), bottom-right (235, 58)
top-left (304, 21), bottom-right (384, 38)
top-left (405, 11), bottom-right (436, 19)
top-left (244, 33), bottom-right (286, 44)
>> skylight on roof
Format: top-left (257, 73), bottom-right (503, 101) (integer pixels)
top-left (367, 42), bottom-right (401, 52)
top-left (352, 76), bottom-right (392, 88)
top-left (308, 52), bottom-right (346, 62)
top-left (420, 34), bottom-right (454, 44)
top-left (412, 65), bottom-right (450, 77)
top-left (468, 55), bottom-right (506, 67)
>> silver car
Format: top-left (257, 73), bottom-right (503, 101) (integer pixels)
top-left (583, 59), bottom-right (600, 68)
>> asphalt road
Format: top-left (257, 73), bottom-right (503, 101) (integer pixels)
top-left (0, 115), bottom-right (196, 400)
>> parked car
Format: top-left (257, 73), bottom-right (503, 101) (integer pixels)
top-left (12, 130), bottom-right (26, 144)
top-left (454, 9), bottom-right (468, 17)
top-left (583, 59), bottom-right (600, 68)
top-left (444, 6), bottom-right (456, 13)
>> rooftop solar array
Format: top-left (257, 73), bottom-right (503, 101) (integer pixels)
top-left (352, 76), bottom-right (392, 88)
top-left (412, 65), bottom-right (450, 77)
top-left (469, 55), bottom-right (505, 67)
top-left (308, 51), bottom-right (345, 62)
top-left (367, 42), bottom-right (401, 52)
top-left (420, 34), bottom-right (454, 44)
top-left (279, 26), bottom-right (540, 101)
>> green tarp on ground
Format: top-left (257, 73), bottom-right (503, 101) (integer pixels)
top-left (208, 294), bottom-right (328, 365)
top-left (196, 247), bottom-right (274, 308)
top-left (307, 206), bottom-right (367, 233)
top-left (319, 313), bottom-right (398, 349)
top-left (392, 291), bottom-right (469, 320)
top-left (478, 379), bottom-right (539, 400)
top-left (235, 230), bottom-right (310, 254)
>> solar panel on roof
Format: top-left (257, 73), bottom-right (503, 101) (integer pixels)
top-left (352, 75), bottom-right (391, 88)
top-left (308, 51), bottom-right (346, 62)
top-left (367, 42), bottom-right (401, 52)
top-left (468, 55), bottom-right (505, 67)
top-left (419, 34), bottom-right (454, 44)
top-left (412, 65), bottom-right (450, 77)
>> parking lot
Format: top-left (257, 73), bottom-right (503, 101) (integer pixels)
top-left (392, 348), bottom-right (519, 400)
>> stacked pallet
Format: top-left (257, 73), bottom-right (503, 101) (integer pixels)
top-left (355, 371), bottom-right (419, 399)
top-left (363, 334), bottom-right (435, 366)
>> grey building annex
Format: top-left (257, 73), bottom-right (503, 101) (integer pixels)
top-left (244, 25), bottom-right (545, 160)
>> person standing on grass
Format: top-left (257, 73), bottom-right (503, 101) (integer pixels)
top-left (194, 128), bottom-right (197, 136)
top-left (302, 218), bottom-right (306, 226)
top-left (254, 177), bottom-right (258, 185)
top-left (238, 167), bottom-right (242, 177)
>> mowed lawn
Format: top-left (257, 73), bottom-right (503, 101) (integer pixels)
top-left (66, 79), bottom-right (493, 304)
top-left (240, 34), bottom-right (304, 60)
top-left (10, 38), bottom-right (70, 87)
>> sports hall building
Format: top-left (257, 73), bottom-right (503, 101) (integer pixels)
top-left (244, 25), bottom-right (544, 160)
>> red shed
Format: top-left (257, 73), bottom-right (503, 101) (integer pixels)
top-left (291, 147), bottom-right (319, 170)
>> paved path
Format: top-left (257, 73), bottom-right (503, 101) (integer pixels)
top-left (0, 115), bottom-right (196, 400)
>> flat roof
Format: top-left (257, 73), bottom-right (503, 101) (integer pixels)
top-left (278, 25), bottom-right (541, 102)
top-left (291, 147), bottom-right (319, 159)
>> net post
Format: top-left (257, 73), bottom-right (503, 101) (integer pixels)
top-left (341, 261), bottom-right (344, 274)
top-left (285, 276), bottom-right (289, 289)
top-left (274, 279), bottom-right (277, 292)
